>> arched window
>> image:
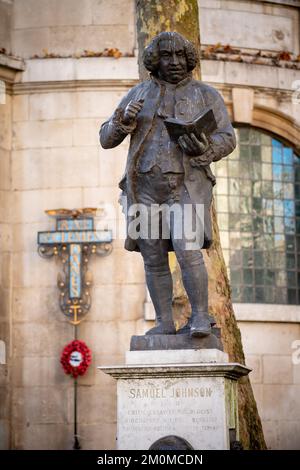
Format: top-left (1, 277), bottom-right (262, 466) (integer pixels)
top-left (213, 127), bottom-right (300, 304)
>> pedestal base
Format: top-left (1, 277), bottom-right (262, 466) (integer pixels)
top-left (130, 328), bottom-right (222, 351)
top-left (99, 349), bottom-right (250, 450)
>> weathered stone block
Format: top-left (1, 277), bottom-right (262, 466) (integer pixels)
top-left (12, 322), bottom-right (70, 357)
top-left (263, 355), bottom-right (293, 384)
top-left (119, 283), bottom-right (145, 322)
top-left (200, 7), bottom-right (297, 53)
top-left (0, 420), bottom-right (9, 450)
top-left (12, 147), bottom-right (98, 190)
top-left (239, 322), bottom-right (300, 355)
top-left (0, 0), bottom-right (12, 53)
top-left (29, 92), bottom-right (76, 121)
top-left (92, 0), bottom-right (134, 25)
top-left (12, 95), bottom-right (29, 122)
top-left (11, 188), bottom-right (83, 223)
top-left (13, 423), bottom-right (73, 450)
top-left (12, 251), bottom-right (58, 288)
top-left (260, 384), bottom-right (300, 421)
top-left (232, 87), bottom-right (254, 124)
top-left (12, 286), bottom-right (61, 323)
top-left (0, 95), bottom-right (11, 151)
top-left (224, 62), bottom-right (279, 89)
top-left (75, 57), bottom-right (138, 81)
top-left (261, 419), bottom-right (279, 450)
top-left (0, 150), bottom-right (10, 192)
top-left (293, 363), bottom-right (300, 384)
top-left (77, 386), bottom-right (116, 424)
top-left (0, 224), bottom-right (12, 252)
top-left (13, 221), bottom-right (51, 252)
top-left (13, 120), bottom-right (73, 150)
top-left (21, 58), bottom-right (76, 82)
top-left (278, 420), bottom-right (300, 450)
top-left (12, 356), bottom-right (65, 387)
top-left (0, 387), bottom-right (9, 419)
top-left (48, 25), bottom-right (134, 56)
top-left (0, 191), bottom-right (12, 224)
top-left (11, 28), bottom-right (50, 59)
top-left (12, 386), bottom-right (70, 425)
top-left (77, 91), bottom-right (125, 119)
top-left (72, 119), bottom-right (100, 147)
top-left (201, 60), bottom-right (225, 85)
top-left (79, 423), bottom-right (116, 450)
top-left (80, 321), bottom-right (123, 356)
top-left (88, 284), bottom-right (121, 322)
top-left (243, 354), bottom-right (262, 384)
top-left (13, 0), bottom-right (93, 29)
top-left (0, 253), bottom-right (12, 289)
top-left (83, 185), bottom-right (123, 208)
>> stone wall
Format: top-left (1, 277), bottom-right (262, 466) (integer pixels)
top-left (0, 87), bottom-right (12, 450)
top-left (239, 321), bottom-right (300, 449)
top-left (0, 0), bottom-right (13, 54)
top-left (0, 0), bottom-right (300, 450)
top-left (9, 59), bottom-right (147, 448)
top-left (11, 0), bottom-right (135, 59)
top-left (199, 0), bottom-right (299, 54)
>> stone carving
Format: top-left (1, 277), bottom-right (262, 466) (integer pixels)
top-left (100, 32), bottom-right (236, 339)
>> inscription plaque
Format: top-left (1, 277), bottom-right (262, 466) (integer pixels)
top-left (117, 377), bottom-right (227, 450)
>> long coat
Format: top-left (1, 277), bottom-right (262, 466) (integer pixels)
top-left (100, 75), bottom-right (236, 251)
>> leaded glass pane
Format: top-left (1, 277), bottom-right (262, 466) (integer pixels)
top-left (261, 146), bottom-right (272, 162)
top-left (262, 163), bottom-right (272, 180)
top-left (216, 160), bottom-right (228, 177)
top-left (229, 231), bottom-right (241, 249)
top-left (261, 134), bottom-right (271, 146)
top-left (229, 178), bottom-right (239, 196)
top-left (215, 127), bottom-right (300, 304)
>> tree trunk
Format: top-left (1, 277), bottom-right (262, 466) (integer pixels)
top-left (135, 0), bottom-right (266, 450)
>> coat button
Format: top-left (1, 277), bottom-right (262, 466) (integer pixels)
top-left (189, 174), bottom-right (196, 181)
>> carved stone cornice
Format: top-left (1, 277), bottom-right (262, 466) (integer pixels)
top-left (0, 54), bottom-right (25, 93)
top-left (12, 78), bottom-right (139, 95)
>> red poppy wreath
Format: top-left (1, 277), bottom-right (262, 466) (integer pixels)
top-left (60, 340), bottom-right (92, 378)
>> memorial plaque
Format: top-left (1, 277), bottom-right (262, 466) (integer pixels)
top-left (117, 376), bottom-right (228, 450)
top-left (100, 355), bottom-right (250, 450)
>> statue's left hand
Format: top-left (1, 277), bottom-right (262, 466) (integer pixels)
top-left (178, 132), bottom-right (210, 158)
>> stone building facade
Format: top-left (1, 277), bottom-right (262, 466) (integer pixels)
top-left (0, 0), bottom-right (300, 450)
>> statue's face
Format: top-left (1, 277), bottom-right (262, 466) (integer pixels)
top-left (157, 37), bottom-right (188, 84)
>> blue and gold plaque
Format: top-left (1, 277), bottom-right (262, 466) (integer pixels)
top-left (38, 209), bottom-right (113, 324)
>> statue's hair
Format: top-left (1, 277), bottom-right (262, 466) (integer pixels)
top-left (143, 32), bottom-right (198, 75)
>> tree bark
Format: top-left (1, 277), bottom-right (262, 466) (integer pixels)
top-left (135, 0), bottom-right (266, 449)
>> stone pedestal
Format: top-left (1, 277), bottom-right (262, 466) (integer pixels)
top-left (99, 349), bottom-right (250, 450)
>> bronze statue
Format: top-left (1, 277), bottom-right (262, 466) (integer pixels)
top-left (100, 32), bottom-right (236, 338)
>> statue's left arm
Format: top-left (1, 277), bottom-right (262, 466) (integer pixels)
top-left (201, 87), bottom-right (236, 162)
top-left (178, 86), bottom-right (236, 163)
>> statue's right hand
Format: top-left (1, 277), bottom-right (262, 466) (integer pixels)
top-left (122, 99), bottom-right (144, 125)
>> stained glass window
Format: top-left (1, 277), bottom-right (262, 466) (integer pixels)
top-left (213, 127), bottom-right (300, 304)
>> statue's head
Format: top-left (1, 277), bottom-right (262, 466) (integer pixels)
top-left (143, 32), bottom-right (198, 84)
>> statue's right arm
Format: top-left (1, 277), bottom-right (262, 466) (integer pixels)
top-left (99, 87), bottom-right (139, 149)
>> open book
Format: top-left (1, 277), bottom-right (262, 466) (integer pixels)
top-left (164, 108), bottom-right (217, 143)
